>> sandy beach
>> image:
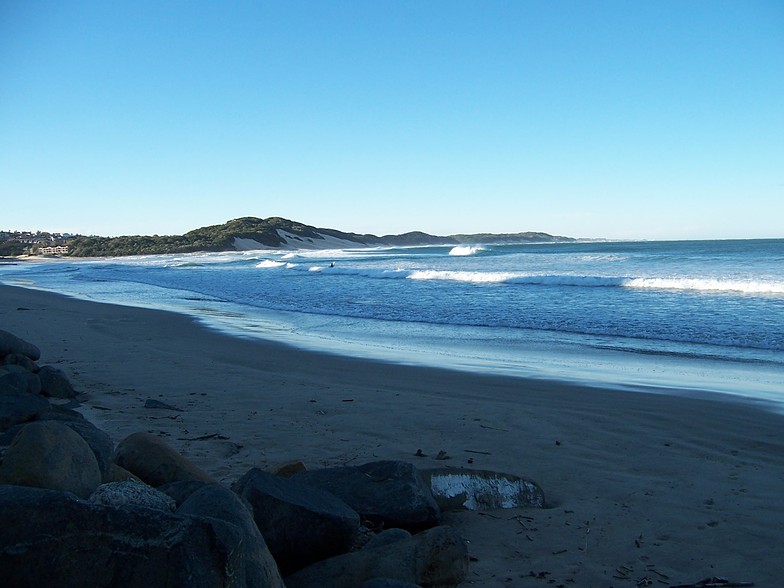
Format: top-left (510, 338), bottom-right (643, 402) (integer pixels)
top-left (2, 282), bottom-right (783, 587)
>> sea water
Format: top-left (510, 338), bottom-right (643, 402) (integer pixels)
top-left (2, 239), bottom-right (783, 406)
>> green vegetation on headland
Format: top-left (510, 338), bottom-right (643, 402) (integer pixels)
top-left (2, 217), bottom-right (574, 258)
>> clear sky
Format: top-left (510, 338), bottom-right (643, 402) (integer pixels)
top-left (1, 1), bottom-right (782, 240)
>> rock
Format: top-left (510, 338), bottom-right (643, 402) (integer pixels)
top-left (284, 525), bottom-right (468, 588)
top-left (2, 352), bottom-right (39, 372)
top-left (158, 479), bottom-right (210, 507)
top-left (0, 329), bottom-right (40, 361)
top-left (113, 431), bottom-right (217, 487)
top-left (0, 421), bottom-right (101, 499)
top-left (104, 463), bottom-right (142, 483)
top-left (37, 365), bottom-right (77, 398)
top-left (0, 389), bottom-right (49, 432)
top-left (0, 485), bottom-right (273, 588)
top-left (144, 398), bottom-right (182, 411)
top-left (268, 459), bottom-right (306, 477)
top-left (177, 483), bottom-right (285, 588)
top-left (422, 468), bottom-right (546, 510)
top-left (0, 365), bottom-right (42, 396)
top-left (363, 528), bottom-right (412, 551)
top-left (293, 460), bottom-right (441, 532)
top-left (90, 479), bottom-right (177, 512)
top-left (232, 467), bottom-right (360, 574)
top-left (37, 408), bottom-right (114, 481)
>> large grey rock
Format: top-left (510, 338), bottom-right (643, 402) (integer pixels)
top-left (113, 431), bottom-right (217, 487)
top-left (284, 525), bottom-right (468, 588)
top-left (159, 479), bottom-right (210, 507)
top-left (293, 461), bottom-right (441, 532)
top-left (90, 479), bottom-right (177, 512)
top-left (0, 329), bottom-right (40, 361)
top-left (232, 467), bottom-right (360, 574)
top-left (0, 485), bottom-right (275, 587)
top-left (363, 528), bottom-right (412, 551)
top-left (37, 408), bottom-right (114, 481)
top-left (0, 365), bottom-right (42, 396)
top-left (37, 365), bottom-right (77, 398)
top-left (0, 421), bottom-right (101, 498)
top-left (0, 389), bottom-right (49, 432)
top-left (2, 352), bottom-right (39, 372)
top-left (177, 483), bottom-right (285, 588)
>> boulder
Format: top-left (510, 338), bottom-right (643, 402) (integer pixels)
top-left (37, 365), bottom-right (77, 399)
top-left (0, 329), bottom-right (40, 361)
top-left (0, 485), bottom-right (276, 588)
top-left (0, 389), bottom-right (49, 432)
top-left (104, 463), bottom-right (142, 483)
top-left (90, 479), bottom-right (177, 512)
top-left (159, 479), bottom-right (210, 507)
top-left (268, 459), bottom-right (306, 477)
top-left (113, 431), bottom-right (217, 487)
top-left (363, 528), bottom-right (412, 551)
top-left (0, 365), bottom-right (42, 396)
top-left (2, 352), bottom-right (39, 372)
top-left (177, 483), bottom-right (285, 588)
top-left (0, 421), bottom-right (101, 498)
top-left (232, 467), bottom-right (360, 574)
top-left (284, 525), bottom-right (468, 588)
top-left (37, 408), bottom-right (114, 480)
top-left (293, 461), bottom-right (441, 532)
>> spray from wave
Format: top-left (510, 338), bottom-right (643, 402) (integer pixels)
top-left (449, 245), bottom-right (486, 256)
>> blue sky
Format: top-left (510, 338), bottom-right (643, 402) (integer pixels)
top-left (1, 1), bottom-right (782, 240)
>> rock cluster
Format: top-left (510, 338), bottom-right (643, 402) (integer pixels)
top-left (0, 329), bottom-right (545, 587)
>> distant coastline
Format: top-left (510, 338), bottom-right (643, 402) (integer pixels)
top-left (1, 216), bottom-right (575, 258)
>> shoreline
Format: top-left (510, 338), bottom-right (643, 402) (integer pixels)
top-left (3, 283), bottom-right (784, 585)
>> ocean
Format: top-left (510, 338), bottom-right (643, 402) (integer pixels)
top-left (3, 239), bottom-right (783, 406)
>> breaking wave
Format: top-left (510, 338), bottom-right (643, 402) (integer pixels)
top-left (448, 245), bottom-right (487, 256)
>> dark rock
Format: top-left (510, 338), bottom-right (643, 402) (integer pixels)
top-left (232, 467), bottom-right (360, 574)
top-left (159, 479), bottom-right (210, 507)
top-left (113, 431), bottom-right (217, 487)
top-left (0, 389), bottom-right (49, 432)
top-left (37, 408), bottom-right (114, 481)
top-left (2, 352), bottom-right (39, 372)
top-left (0, 329), bottom-right (40, 361)
top-left (90, 479), bottom-right (177, 511)
top-left (268, 459), bottom-right (306, 477)
top-left (0, 421), bottom-right (101, 499)
top-left (37, 365), bottom-right (77, 399)
top-left (104, 463), bottom-right (141, 483)
top-left (0, 485), bottom-right (279, 588)
top-left (293, 460), bottom-right (441, 532)
top-left (0, 365), bottom-right (42, 396)
top-left (363, 528), bottom-right (412, 551)
top-left (284, 525), bottom-right (468, 588)
top-left (144, 398), bottom-right (182, 411)
top-left (177, 483), bottom-right (285, 587)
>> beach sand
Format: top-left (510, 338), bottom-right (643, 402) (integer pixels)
top-left (2, 283), bottom-right (783, 586)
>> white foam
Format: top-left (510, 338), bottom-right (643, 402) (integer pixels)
top-left (449, 245), bottom-right (486, 256)
top-left (255, 260), bottom-right (285, 269)
top-left (624, 277), bottom-right (784, 295)
top-left (408, 270), bottom-right (515, 284)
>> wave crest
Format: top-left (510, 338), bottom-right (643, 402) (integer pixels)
top-left (449, 245), bottom-right (486, 256)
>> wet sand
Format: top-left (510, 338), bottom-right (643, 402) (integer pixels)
top-left (2, 283), bottom-right (783, 586)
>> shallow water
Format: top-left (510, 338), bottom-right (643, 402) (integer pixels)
top-left (3, 239), bottom-right (783, 405)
